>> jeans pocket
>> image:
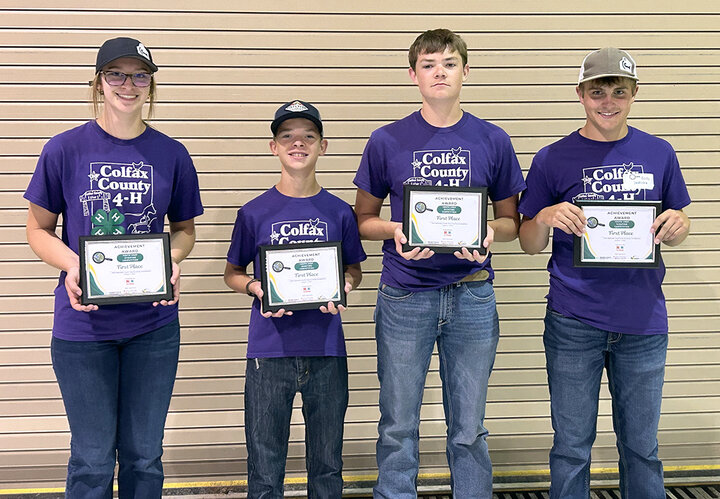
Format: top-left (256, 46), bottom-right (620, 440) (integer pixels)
top-left (546, 306), bottom-right (570, 319)
top-left (463, 281), bottom-right (495, 303)
top-left (377, 283), bottom-right (415, 301)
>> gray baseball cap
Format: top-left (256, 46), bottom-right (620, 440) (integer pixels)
top-left (578, 47), bottom-right (638, 84)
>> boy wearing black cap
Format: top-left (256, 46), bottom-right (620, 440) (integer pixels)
top-left (224, 101), bottom-right (366, 498)
top-left (518, 48), bottom-right (691, 497)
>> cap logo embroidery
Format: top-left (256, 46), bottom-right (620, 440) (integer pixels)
top-left (286, 101), bottom-right (308, 112)
top-left (619, 56), bottom-right (633, 73)
top-left (136, 43), bottom-right (150, 60)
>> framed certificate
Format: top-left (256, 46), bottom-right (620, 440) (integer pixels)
top-left (79, 233), bottom-right (173, 305)
top-left (402, 185), bottom-right (488, 254)
top-left (573, 200), bottom-right (662, 268)
top-left (258, 241), bottom-right (346, 313)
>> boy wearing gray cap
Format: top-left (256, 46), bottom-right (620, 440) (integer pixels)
top-left (518, 48), bottom-right (691, 497)
top-left (224, 101), bottom-right (366, 498)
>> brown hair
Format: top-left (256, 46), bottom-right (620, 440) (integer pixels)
top-left (408, 29), bottom-right (468, 70)
top-left (578, 76), bottom-right (637, 96)
top-left (90, 73), bottom-right (157, 120)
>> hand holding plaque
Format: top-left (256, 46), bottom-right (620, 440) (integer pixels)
top-left (319, 279), bottom-right (353, 315)
top-left (573, 200), bottom-right (662, 268)
top-left (402, 185), bottom-right (488, 254)
top-left (393, 224), bottom-right (435, 261)
top-left (65, 265), bottom-right (98, 312)
top-left (152, 260), bottom-right (180, 307)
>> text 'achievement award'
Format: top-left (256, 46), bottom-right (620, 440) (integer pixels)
top-left (574, 200), bottom-right (662, 268)
top-left (79, 233), bottom-right (173, 305)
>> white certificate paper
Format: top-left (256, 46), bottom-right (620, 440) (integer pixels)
top-left (263, 244), bottom-right (343, 310)
top-left (578, 204), bottom-right (659, 265)
top-left (81, 234), bottom-right (171, 304)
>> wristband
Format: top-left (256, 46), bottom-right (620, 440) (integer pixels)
top-left (245, 278), bottom-right (260, 297)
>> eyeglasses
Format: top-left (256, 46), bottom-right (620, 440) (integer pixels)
top-left (100, 71), bottom-right (153, 87)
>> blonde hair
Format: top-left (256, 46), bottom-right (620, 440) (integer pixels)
top-left (90, 73), bottom-right (157, 120)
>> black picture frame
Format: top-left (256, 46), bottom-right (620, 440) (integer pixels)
top-left (79, 232), bottom-right (173, 305)
top-left (573, 200), bottom-right (662, 268)
top-left (402, 185), bottom-right (488, 254)
top-left (258, 241), bottom-right (346, 313)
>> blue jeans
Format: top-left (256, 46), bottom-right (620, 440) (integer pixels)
top-left (544, 308), bottom-right (667, 499)
top-left (373, 281), bottom-right (499, 498)
top-left (51, 319), bottom-right (180, 499)
top-left (244, 356), bottom-right (349, 499)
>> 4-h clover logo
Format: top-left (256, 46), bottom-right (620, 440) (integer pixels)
top-left (91, 208), bottom-right (126, 235)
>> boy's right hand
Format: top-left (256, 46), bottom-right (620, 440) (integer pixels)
top-left (393, 223), bottom-right (434, 261)
top-left (250, 281), bottom-right (294, 318)
top-left (536, 202), bottom-right (587, 237)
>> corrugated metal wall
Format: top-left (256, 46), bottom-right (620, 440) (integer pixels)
top-left (1, 1), bottom-right (719, 491)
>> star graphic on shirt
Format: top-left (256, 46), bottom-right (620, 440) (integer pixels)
top-left (270, 231), bottom-right (280, 243)
top-left (582, 175), bottom-right (592, 185)
top-left (411, 159), bottom-right (421, 169)
top-left (88, 171), bottom-right (100, 182)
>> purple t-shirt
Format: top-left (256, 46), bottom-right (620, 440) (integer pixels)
top-left (226, 187), bottom-right (367, 358)
top-left (518, 128), bottom-right (691, 335)
top-left (24, 120), bottom-right (204, 341)
top-left (354, 110), bottom-right (525, 290)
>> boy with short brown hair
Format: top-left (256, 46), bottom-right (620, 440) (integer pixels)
top-left (354, 29), bottom-right (525, 497)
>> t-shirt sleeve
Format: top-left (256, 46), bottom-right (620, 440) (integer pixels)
top-left (24, 139), bottom-right (64, 214)
top-left (660, 146), bottom-right (691, 210)
top-left (518, 151), bottom-right (555, 219)
top-left (353, 132), bottom-right (390, 199)
top-left (341, 207), bottom-right (367, 266)
top-left (488, 130), bottom-right (526, 201)
top-left (226, 208), bottom-right (256, 267)
top-left (167, 146), bottom-right (204, 222)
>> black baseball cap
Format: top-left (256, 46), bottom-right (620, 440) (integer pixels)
top-left (271, 100), bottom-right (323, 136)
top-left (95, 37), bottom-right (158, 73)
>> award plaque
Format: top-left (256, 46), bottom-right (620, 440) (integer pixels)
top-left (79, 233), bottom-right (173, 305)
top-left (259, 241), bottom-right (346, 313)
top-left (573, 200), bottom-right (662, 268)
top-left (402, 185), bottom-right (488, 254)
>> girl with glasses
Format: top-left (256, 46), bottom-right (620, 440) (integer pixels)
top-left (24, 37), bottom-right (204, 498)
